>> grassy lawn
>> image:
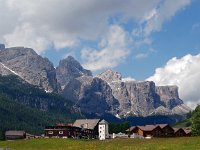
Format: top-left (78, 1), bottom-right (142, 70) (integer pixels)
top-left (0, 137), bottom-right (200, 150)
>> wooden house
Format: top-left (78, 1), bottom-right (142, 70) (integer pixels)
top-left (125, 126), bottom-right (136, 135)
top-left (173, 128), bottom-right (187, 137)
top-left (183, 128), bottom-right (192, 136)
top-left (73, 119), bottom-right (100, 138)
top-left (130, 125), bottom-right (163, 138)
top-left (127, 124), bottom-right (192, 138)
top-left (157, 124), bottom-right (174, 137)
top-left (44, 125), bottom-right (81, 138)
top-left (5, 131), bottom-right (26, 140)
top-left (45, 119), bottom-right (101, 139)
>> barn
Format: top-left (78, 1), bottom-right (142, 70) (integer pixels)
top-left (5, 131), bottom-right (26, 140)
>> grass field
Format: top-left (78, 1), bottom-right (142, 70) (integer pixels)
top-left (0, 137), bottom-right (200, 150)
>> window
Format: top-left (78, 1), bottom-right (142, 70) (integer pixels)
top-left (59, 131), bottom-right (63, 134)
top-left (48, 131), bottom-right (53, 134)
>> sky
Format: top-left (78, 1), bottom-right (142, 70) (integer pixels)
top-left (0, 0), bottom-right (200, 108)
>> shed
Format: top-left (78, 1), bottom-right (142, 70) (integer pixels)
top-left (5, 131), bottom-right (26, 140)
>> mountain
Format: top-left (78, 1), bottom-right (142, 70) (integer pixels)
top-left (62, 76), bottom-right (119, 115)
top-left (97, 70), bottom-right (191, 117)
top-left (0, 46), bottom-right (191, 120)
top-left (0, 47), bottom-right (59, 92)
top-left (56, 56), bottom-right (92, 90)
top-left (0, 74), bottom-right (80, 139)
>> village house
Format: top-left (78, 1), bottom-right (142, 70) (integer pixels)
top-left (135, 125), bottom-right (163, 138)
top-left (44, 125), bottom-right (81, 138)
top-left (73, 119), bottom-right (101, 139)
top-left (5, 130), bottom-right (36, 140)
top-left (127, 124), bottom-right (192, 138)
top-left (98, 119), bottom-right (109, 140)
top-left (5, 131), bottom-right (26, 140)
top-left (173, 127), bottom-right (192, 137)
top-left (157, 124), bottom-right (174, 137)
top-left (44, 119), bottom-right (109, 140)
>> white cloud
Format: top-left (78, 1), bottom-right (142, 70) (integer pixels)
top-left (0, 0), bottom-right (192, 74)
top-left (4, 23), bottom-right (50, 54)
top-left (0, 0), bottom-right (191, 53)
top-left (81, 25), bottom-right (130, 71)
top-left (135, 53), bottom-right (149, 60)
top-left (0, 0), bottom-right (159, 53)
top-left (147, 54), bottom-right (200, 109)
top-left (131, 0), bottom-right (191, 46)
top-left (122, 77), bottom-right (136, 82)
top-left (143, 0), bottom-right (191, 37)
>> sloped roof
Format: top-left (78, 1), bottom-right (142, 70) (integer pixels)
top-left (183, 128), bottom-right (192, 134)
top-left (126, 126), bottom-right (136, 132)
top-left (138, 125), bottom-right (158, 131)
top-left (157, 124), bottom-right (169, 129)
top-left (99, 119), bottom-right (108, 124)
top-left (73, 119), bottom-right (100, 130)
top-left (173, 128), bottom-right (180, 132)
top-left (5, 130), bottom-right (25, 136)
top-left (173, 128), bottom-right (186, 133)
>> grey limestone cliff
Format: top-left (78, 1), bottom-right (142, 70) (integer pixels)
top-left (0, 46), bottom-right (191, 118)
top-left (56, 56), bottom-right (92, 90)
top-left (62, 76), bottom-right (119, 115)
top-left (97, 70), bottom-right (191, 117)
top-left (0, 47), bottom-right (59, 92)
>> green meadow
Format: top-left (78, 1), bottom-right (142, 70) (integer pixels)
top-left (0, 137), bottom-right (200, 150)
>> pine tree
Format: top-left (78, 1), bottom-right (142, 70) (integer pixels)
top-left (192, 105), bottom-right (200, 136)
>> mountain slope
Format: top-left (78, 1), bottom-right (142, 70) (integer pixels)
top-left (0, 75), bottom-right (80, 139)
top-left (0, 47), bottom-right (59, 92)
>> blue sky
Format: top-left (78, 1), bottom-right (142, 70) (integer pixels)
top-left (43, 0), bottom-right (200, 80)
top-left (0, 0), bottom-right (200, 108)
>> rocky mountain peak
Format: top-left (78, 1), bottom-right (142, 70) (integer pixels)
top-left (156, 85), bottom-right (179, 101)
top-left (0, 47), bottom-right (58, 92)
top-left (97, 69), bottom-right (122, 83)
top-left (56, 56), bottom-right (92, 89)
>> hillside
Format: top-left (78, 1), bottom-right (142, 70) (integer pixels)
top-left (0, 75), bottom-right (80, 139)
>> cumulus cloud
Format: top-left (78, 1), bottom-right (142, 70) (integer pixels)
top-left (0, 0), bottom-right (158, 53)
top-left (122, 77), bottom-right (136, 82)
top-left (147, 54), bottom-right (200, 109)
top-left (81, 25), bottom-right (130, 71)
top-left (0, 0), bottom-right (192, 70)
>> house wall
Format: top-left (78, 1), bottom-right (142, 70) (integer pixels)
top-left (45, 126), bottom-right (81, 138)
top-left (99, 123), bottom-right (109, 140)
top-left (6, 135), bottom-right (26, 140)
top-left (175, 129), bottom-right (186, 137)
top-left (138, 128), bottom-right (144, 136)
top-left (162, 126), bottom-right (174, 137)
top-left (152, 127), bottom-right (163, 137)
